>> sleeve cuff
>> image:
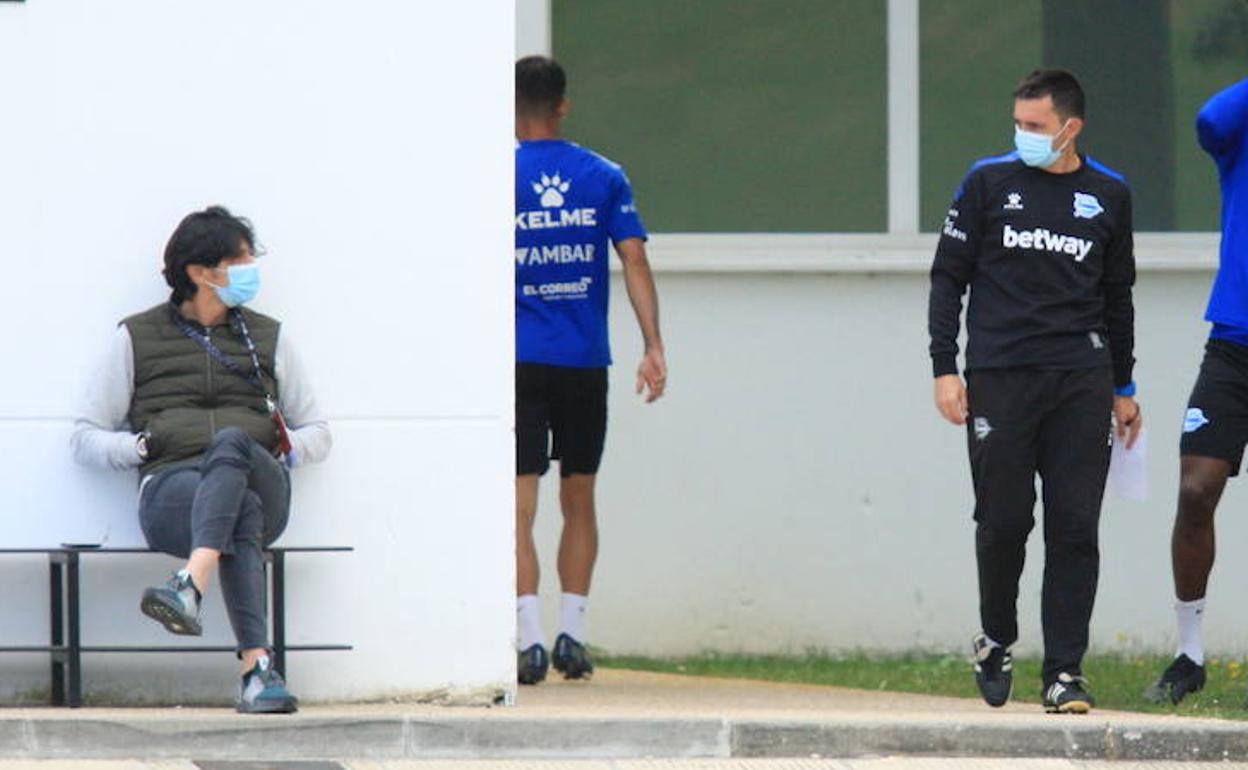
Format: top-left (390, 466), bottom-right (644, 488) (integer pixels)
top-left (1114, 381), bottom-right (1137, 397)
top-left (611, 231), bottom-right (648, 245)
top-left (121, 432), bottom-right (145, 467)
top-left (932, 354), bottom-right (958, 378)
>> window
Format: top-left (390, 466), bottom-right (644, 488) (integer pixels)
top-left (553, 0), bottom-right (888, 232)
top-left (922, 0), bottom-right (1248, 232)
top-left (1173, 0), bottom-right (1248, 230)
top-left (550, 1), bottom-right (1246, 235)
top-left (919, 0), bottom-right (1042, 231)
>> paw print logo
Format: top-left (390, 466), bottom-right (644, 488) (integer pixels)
top-left (533, 173), bottom-right (571, 208)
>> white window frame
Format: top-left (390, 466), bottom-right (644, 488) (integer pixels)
top-left (519, 1), bottom-right (1220, 275)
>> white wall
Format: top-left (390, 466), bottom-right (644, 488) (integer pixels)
top-left (0, 1), bottom-right (514, 703)
top-left (526, 236), bottom-right (1248, 661)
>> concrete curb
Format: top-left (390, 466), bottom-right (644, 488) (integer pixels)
top-left (0, 714), bottom-right (1246, 761)
top-left (733, 719), bottom-right (1248, 762)
top-left (0, 716), bottom-right (730, 761)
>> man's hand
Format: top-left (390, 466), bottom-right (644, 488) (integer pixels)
top-left (637, 347), bottom-right (667, 403)
top-left (1114, 395), bottom-right (1142, 450)
top-left (617, 238), bottom-right (665, 403)
top-left (934, 374), bottom-right (968, 425)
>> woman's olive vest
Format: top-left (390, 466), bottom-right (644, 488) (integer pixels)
top-left (124, 303), bottom-right (281, 475)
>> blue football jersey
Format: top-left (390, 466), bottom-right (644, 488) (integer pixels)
top-left (515, 139), bottom-right (647, 367)
top-left (1199, 78), bottom-right (1248, 342)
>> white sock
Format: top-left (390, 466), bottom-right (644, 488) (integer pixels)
top-left (516, 594), bottom-right (545, 651)
top-left (559, 592), bottom-right (588, 643)
top-left (1176, 598), bottom-right (1206, 666)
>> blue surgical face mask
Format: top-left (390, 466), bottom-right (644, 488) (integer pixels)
top-left (1014, 121), bottom-right (1071, 168)
top-left (208, 263), bottom-right (260, 307)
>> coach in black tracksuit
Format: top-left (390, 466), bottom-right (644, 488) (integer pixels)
top-left (927, 70), bottom-right (1142, 714)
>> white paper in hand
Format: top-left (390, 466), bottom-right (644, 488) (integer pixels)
top-left (1108, 427), bottom-right (1148, 502)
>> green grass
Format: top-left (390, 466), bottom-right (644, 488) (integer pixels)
top-left (599, 651), bottom-right (1248, 720)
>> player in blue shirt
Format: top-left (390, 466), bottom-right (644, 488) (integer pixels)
top-left (514, 56), bottom-right (667, 684)
top-left (1147, 76), bottom-right (1248, 705)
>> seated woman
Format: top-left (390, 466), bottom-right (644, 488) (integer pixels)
top-left (71, 206), bottom-right (331, 713)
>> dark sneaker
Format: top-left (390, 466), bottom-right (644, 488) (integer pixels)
top-left (551, 632), bottom-right (595, 680)
top-left (517, 644), bottom-right (549, 685)
top-left (971, 632), bottom-right (1012, 707)
top-left (1043, 672), bottom-right (1095, 714)
top-left (140, 571), bottom-right (202, 636)
top-left (1144, 654), bottom-right (1206, 704)
top-left (237, 656), bottom-right (298, 714)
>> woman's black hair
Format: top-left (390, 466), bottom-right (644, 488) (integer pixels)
top-left (162, 205), bottom-right (256, 304)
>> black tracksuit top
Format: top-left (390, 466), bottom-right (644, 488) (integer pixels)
top-left (927, 152), bottom-right (1136, 388)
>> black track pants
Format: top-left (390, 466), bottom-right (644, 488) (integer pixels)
top-left (966, 366), bottom-right (1113, 685)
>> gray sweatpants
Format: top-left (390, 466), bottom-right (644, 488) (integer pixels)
top-left (139, 427), bottom-right (291, 651)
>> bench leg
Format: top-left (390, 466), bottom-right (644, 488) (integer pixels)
top-left (66, 552), bottom-right (82, 708)
top-left (271, 550), bottom-right (287, 677)
top-left (49, 559), bottom-right (64, 706)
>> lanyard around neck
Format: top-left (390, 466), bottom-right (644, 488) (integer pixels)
top-left (170, 303), bottom-right (276, 412)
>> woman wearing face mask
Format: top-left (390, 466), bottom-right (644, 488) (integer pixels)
top-left (71, 205), bottom-right (332, 713)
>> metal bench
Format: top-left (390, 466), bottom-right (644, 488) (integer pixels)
top-left (0, 545), bottom-right (352, 707)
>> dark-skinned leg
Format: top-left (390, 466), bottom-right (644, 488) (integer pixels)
top-left (1144, 455), bottom-right (1232, 703)
top-left (1173, 455), bottom-right (1231, 601)
top-left (1150, 340), bottom-right (1248, 703)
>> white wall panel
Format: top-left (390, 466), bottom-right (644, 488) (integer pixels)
top-left (527, 266), bottom-right (1247, 659)
top-left (0, 0), bottom-right (514, 701)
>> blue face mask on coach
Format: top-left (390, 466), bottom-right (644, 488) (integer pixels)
top-left (1014, 121), bottom-right (1070, 168)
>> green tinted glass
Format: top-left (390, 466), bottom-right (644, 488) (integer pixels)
top-left (553, 1), bottom-right (887, 232)
top-left (1173, 0), bottom-right (1248, 231)
top-left (922, 0), bottom-right (1248, 233)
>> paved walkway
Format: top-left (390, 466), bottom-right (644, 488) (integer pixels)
top-left (4, 761), bottom-right (1248, 769)
top-left (0, 669), bottom-right (1244, 763)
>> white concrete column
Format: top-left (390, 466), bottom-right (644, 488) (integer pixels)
top-left (887, 0), bottom-right (920, 233)
top-left (515, 0), bottom-right (552, 58)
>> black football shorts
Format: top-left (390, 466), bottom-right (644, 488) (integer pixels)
top-left (1180, 339), bottom-right (1248, 476)
top-left (516, 363), bottom-right (608, 477)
